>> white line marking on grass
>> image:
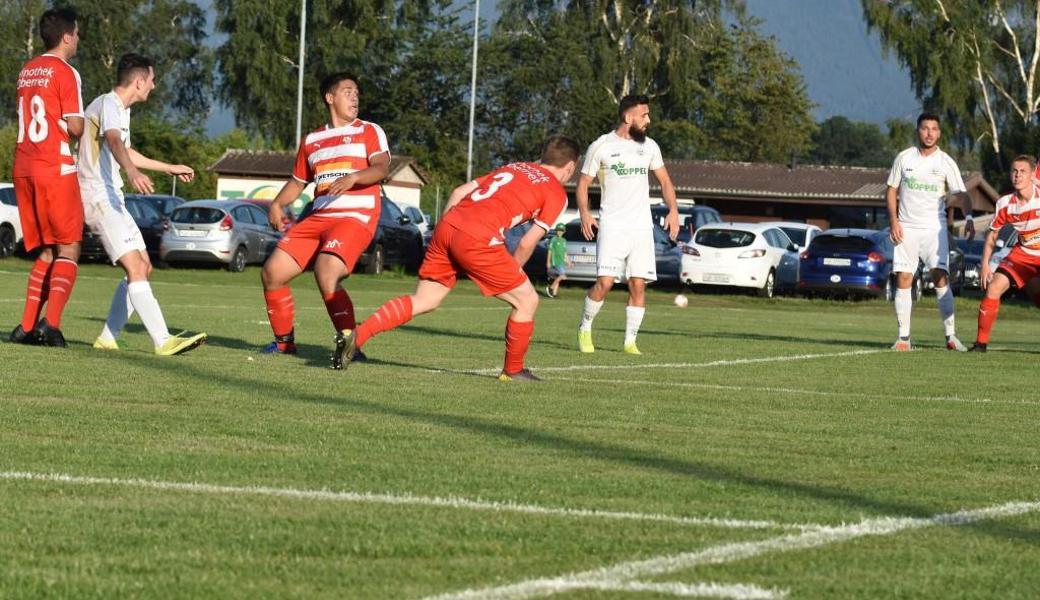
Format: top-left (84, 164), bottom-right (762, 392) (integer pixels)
top-left (506, 580), bottom-right (786, 599)
top-left (454, 349), bottom-right (886, 376)
top-left (549, 377), bottom-right (1040, 407)
top-left (426, 499), bottom-right (1040, 599)
top-left (0, 471), bottom-right (818, 531)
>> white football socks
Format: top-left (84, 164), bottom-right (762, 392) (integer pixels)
top-left (98, 278), bottom-right (134, 343)
top-left (128, 280), bottom-right (170, 347)
top-left (579, 296), bottom-right (603, 331)
top-left (624, 306), bottom-right (645, 345)
top-left (894, 287), bottom-right (912, 339)
top-left (935, 285), bottom-right (956, 336)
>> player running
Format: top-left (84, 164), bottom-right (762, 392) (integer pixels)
top-left (9, 9), bottom-right (84, 347)
top-left (575, 94), bottom-right (680, 355)
top-left (260, 72), bottom-right (390, 357)
top-left (335, 135), bottom-right (580, 379)
top-left (886, 112), bottom-right (975, 351)
top-left (971, 155), bottom-right (1040, 352)
top-left (80, 53), bottom-right (206, 355)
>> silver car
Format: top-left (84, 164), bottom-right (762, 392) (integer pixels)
top-left (160, 200), bottom-right (282, 272)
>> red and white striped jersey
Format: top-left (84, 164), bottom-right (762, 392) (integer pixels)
top-left (13, 54), bottom-right (84, 178)
top-left (991, 186), bottom-right (1040, 256)
top-left (292, 119), bottom-right (390, 231)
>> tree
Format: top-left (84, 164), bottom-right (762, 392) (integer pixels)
top-left (808, 116), bottom-right (893, 167)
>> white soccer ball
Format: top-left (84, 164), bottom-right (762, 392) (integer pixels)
top-left (673, 294), bottom-right (689, 308)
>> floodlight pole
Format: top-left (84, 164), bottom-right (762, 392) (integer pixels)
top-left (295, 0), bottom-right (307, 148)
top-left (465, 0), bottom-right (479, 181)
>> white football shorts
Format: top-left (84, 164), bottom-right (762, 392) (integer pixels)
top-left (893, 227), bottom-right (948, 274)
top-left (596, 227), bottom-right (657, 282)
top-left (83, 191), bottom-right (146, 264)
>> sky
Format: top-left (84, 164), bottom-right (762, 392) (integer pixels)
top-left (202, 0), bottom-right (921, 136)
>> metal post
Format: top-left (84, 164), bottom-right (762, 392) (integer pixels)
top-left (435, 185), bottom-right (441, 219)
top-left (171, 175), bottom-right (176, 196)
top-left (465, 0), bottom-right (479, 181)
top-left (295, 0), bottom-right (307, 148)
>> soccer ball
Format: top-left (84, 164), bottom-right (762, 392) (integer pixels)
top-left (673, 294), bottom-right (689, 308)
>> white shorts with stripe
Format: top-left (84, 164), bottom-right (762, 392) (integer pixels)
top-left (596, 227), bottom-right (657, 282)
top-left (83, 190), bottom-right (145, 264)
top-left (893, 227), bottom-right (948, 274)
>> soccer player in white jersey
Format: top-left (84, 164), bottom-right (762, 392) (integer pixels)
top-left (886, 113), bottom-right (975, 351)
top-left (576, 94), bottom-right (679, 355)
top-left (79, 53), bottom-right (206, 355)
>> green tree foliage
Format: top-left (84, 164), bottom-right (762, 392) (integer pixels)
top-left (807, 116), bottom-right (893, 167)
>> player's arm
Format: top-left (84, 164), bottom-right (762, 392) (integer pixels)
top-left (979, 227), bottom-right (1001, 289)
top-left (127, 148), bottom-right (195, 183)
top-left (951, 191), bottom-right (975, 241)
top-left (327, 151), bottom-right (391, 196)
top-left (103, 129), bottom-right (154, 194)
top-left (65, 116), bottom-right (84, 139)
top-left (576, 174), bottom-right (597, 241)
top-left (268, 179), bottom-right (306, 231)
top-left (444, 180), bottom-right (479, 213)
top-left (653, 166), bottom-right (680, 240)
top-left (512, 222), bottom-right (546, 267)
top-left (886, 185), bottom-right (902, 243)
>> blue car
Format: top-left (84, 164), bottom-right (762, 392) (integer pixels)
top-left (798, 228), bottom-right (921, 300)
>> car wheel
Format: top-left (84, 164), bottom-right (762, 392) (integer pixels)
top-left (757, 269), bottom-right (776, 298)
top-left (0, 225), bottom-right (15, 258)
top-left (365, 244), bottom-right (385, 275)
top-left (227, 246), bottom-right (247, 272)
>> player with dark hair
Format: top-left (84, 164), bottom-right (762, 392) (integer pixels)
top-left (9, 8), bottom-right (84, 347)
top-left (336, 135), bottom-right (580, 380)
top-left (575, 94), bottom-right (679, 355)
top-left (79, 53), bottom-right (206, 355)
top-left (260, 72), bottom-right (390, 357)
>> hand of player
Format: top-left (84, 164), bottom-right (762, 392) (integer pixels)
top-left (167, 164), bottom-right (195, 183)
top-left (128, 168), bottom-right (154, 195)
top-left (664, 209), bottom-right (680, 241)
top-left (579, 210), bottom-right (598, 241)
top-left (327, 173), bottom-right (358, 196)
top-left (980, 264), bottom-right (993, 290)
top-left (890, 221), bottom-right (904, 244)
top-left (268, 203), bottom-right (286, 231)
top-left (964, 218), bottom-right (976, 242)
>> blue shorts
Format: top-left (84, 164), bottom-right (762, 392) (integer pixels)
top-left (549, 265), bottom-right (567, 278)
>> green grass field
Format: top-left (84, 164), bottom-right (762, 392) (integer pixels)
top-left (2, 258), bottom-right (1040, 599)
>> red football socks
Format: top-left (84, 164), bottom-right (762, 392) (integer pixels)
top-left (355, 295), bottom-right (413, 347)
top-left (322, 288), bottom-right (356, 331)
top-left (20, 258), bottom-right (51, 331)
top-left (976, 297), bottom-right (1001, 345)
top-left (43, 258), bottom-right (77, 328)
top-left (264, 287), bottom-right (295, 346)
top-left (503, 318), bottom-right (535, 374)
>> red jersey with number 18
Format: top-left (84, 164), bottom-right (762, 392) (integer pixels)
top-left (442, 162), bottom-right (567, 246)
top-left (13, 54), bottom-right (84, 178)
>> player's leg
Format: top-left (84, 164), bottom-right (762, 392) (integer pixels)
top-left (12, 247), bottom-right (53, 344)
top-left (924, 231), bottom-right (964, 350)
top-left (890, 229), bottom-right (920, 350)
top-left (34, 173), bottom-right (85, 346)
top-left (972, 271), bottom-right (1013, 352)
top-left (261, 247), bottom-right (306, 353)
top-left (621, 228), bottom-right (655, 355)
top-left (496, 280), bottom-right (541, 381)
top-left (118, 249), bottom-right (203, 355)
top-left (623, 277), bottom-right (647, 355)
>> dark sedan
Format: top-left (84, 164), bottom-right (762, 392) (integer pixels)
top-left (81, 196), bottom-right (166, 263)
top-left (128, 193), bottom-right (185, 218)
top-left (357, 196), bottom-right (425, 274)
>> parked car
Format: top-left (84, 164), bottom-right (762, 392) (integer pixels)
top-left (0, 182), bottom-right (23, 258)
top-left (160, 200), bottom-right (282, 271)
top-left (357, 196), bottom-right (425, 274)
top-left (402, 205), bottom-right (433, 238)
top-left (798, 228), bottom-right (922, 300)
top-left (507, 221), bottom-right (550, 282)
top-left (919, 231), bottom-right (965, 294)
top-left (129, 193), bottom-right (185, 218)
top-left (759, 221), bottom-right (822, 252)
top-left (81, 196), bottom-right (166, 263)
top-left (243, 198), bottom-right (298, 228)
top-left (544, 220), bottom-right (682, 284)
top-left (651, 204), bottom-right (722, 243)
top-left (680, 222), bottom-right (800, 297)
top-left (958, 226), bottom-right (1016, 289)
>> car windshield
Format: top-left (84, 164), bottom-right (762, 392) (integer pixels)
top-left (810, 235), bottom-right (874, 253)
top-left (171, 207), bottom-right (224, 224)
top-left (779, 227), bottom-right (807, 246)
top-left (563, 223), bottom-right (591, 242)
top-left (694, 229), bottom-right (755, 248)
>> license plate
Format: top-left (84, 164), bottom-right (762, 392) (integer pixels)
top-left (704, 273), bottom-right (730, 283)
top-left (823, 257), bottom-right (851, 266)
top-left (569, 254), bottom-right (596, 264)
top-left (177, 229), bottom-right (207, 237)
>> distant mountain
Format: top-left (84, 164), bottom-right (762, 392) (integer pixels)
top-left (746, 0), bottom-right (920, 125)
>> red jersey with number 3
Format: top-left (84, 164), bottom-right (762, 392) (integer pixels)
top-left (442, 162), bottom-right (567, 246)
top-left (13, 54), bottom-right (84, 178)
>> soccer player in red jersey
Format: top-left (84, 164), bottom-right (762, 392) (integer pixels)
top-left (972, 155), bottom-right (1040, 351)
top-left (260, 72), bottom-right (390, 358)
top-left (336, 135), bottom-right (580, 380)
top-left (9, 8), bottom-right (85, 347)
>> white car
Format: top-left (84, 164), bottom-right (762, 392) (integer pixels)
top-left (759, 221), bottom-right (822, 252)
top-left (0, 183), bottom-right (24, 258)
top-left (681, 222), bottom-right (800, 298)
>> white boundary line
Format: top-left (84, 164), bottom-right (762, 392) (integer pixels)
top-left (531, 580), bottom-right (787, 599)
top-left (426, 498), bottom-right (1040, 599)
top-left (0, 471), bottom-right (819, 531)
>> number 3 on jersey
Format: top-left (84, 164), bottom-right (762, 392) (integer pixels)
top-left (471, 172), bottom-right (514, 201)
top-left (16, 95), bottom-right (49, 144)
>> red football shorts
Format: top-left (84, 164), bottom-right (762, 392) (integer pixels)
top-left (15, 174), bottom-right (83, 251)
top-left (419, 223), bottom-right (528, 296)
top-left (996, 247), bottom-right (1040, 289)
top-left (277, 215), bottom-right (373, 272)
